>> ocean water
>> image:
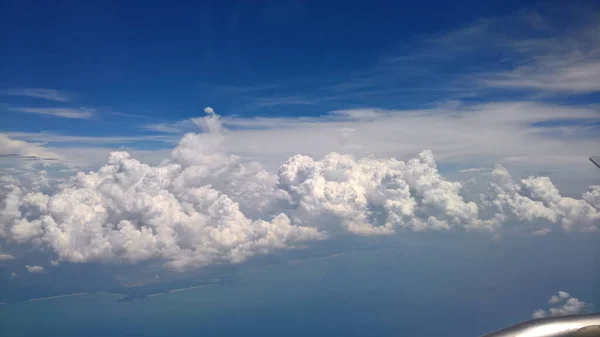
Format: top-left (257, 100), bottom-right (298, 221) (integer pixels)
top-left (2, 234), bottom-right (599, 337)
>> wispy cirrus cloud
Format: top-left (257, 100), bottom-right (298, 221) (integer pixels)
top-left (142, 120), bottom-right (196, 134)
top-left (409, 7), bottom-right (600, 95)
top-left (0, 133), bottom-right (175, 169)
top-left (480, 52), bottom-right (600, 94)
top-left (0, 88), bottom-right (71, 102)
top-left (5, 132), bottom-right (176, 146)
top-left (209, 7), bottom-right (600, 109)
top-left (6, 106), bottom-right (95, 119)
top-left (373, 8), bottom-right (600, 98)
top-left (181, 6), bottom-right (600, 124)
top-left (253, 95), bottom-right (315, 107)
top-left (478, 16), bottom-right (600, 93)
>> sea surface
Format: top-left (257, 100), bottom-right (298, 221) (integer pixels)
top-left (2, 234), bottom-right (599, 337)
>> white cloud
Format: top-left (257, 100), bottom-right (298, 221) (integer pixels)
top-left (476, 11), bottom-right (600, 93)
top-left (549, 291), bottom-right (571, 304)
top-left (533, 291), bottom-right (593, 318)
top-left (50, 259), bottom-right (59, 266)
top-left (459, 167), bottom-right (492, 174)
top-left (532, 309), bottom-right (547, 319)
top-left (479, 167), bottom-right (600, 232)
top-left (4, 132), bottom-right (179, 151)
top-left (550, 298), bottom-right (590, 317)
top-left (139, 102), bottom-right (600, 175)
top-left (482, 59), bottom-right (600, 93)
top-left (192, 107), bottom-right (222, 133)
top-left (278, 150), bottom-right (491, 235)
top-left (253, 96), bottom-right (314, 108)
top-left (10, 272), bottom-right (17, 278)
top-left (5, 132), bottom-right (175, 146)
top-left (0, 110), bottom-right (324, 270)
top-left (0, 134), bottom-right (61, 160)
top-left (215, 102), bottom-right (599, 197)
top-left (374, 8), bottom-right (600, 95)
top-left (480, 31), bottom-right (600, 93)
top-left (1, 108), bottom-right (599, 271)
top-left (0, 88), bottom-right (70, 102)
top-left (0, 253), bottom-right (15, 260)
top-left (532, 227), bottom-right (551, 236)
top-left (6, 107), bottom-right (95, 119)
top-left (583, 186), bottom-right (600, 209)
top-left (1, 132), bottom-right (176, 169)
top-left (142, 120), bottom-right (195, 134)
top-left (25, 265), bottom-right (44, 273)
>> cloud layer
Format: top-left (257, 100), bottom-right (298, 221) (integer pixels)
top-left (0, 109), bottom-right (599, 271)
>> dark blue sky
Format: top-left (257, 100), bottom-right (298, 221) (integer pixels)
top-left (0, 0), bottom-right (598, 164)
top-left (1, 0), bottom-right (570, 128)
top-left (1, 0), bottom-right (598, 185)
top-left (2, 0), bottom-right (533, 83)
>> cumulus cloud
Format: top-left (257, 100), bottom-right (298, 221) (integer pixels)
top-left (532, 227), bottom-right (551, 236)
top-left (533, 291), bottom-right (593, 318)
top-left (25, 265), bottom-right (44, 273)
top-left (0, 110), bottom-right (324, 271)
top-left (117, 101), bottom-right (600, 191)
top-left (0, 108), bottom-right (599, 271)
top-left (0, 253), bottom-right (15, 260)
top-left (479, 166), bottom-right (600, 232)
top-left (278, 150), bottom-right (494, 235)
top-left (532, 309), bottom-right (547, 319)
top-left (191, 106), bottom-right (221, 133)
top-left (549, 291), bottom-right (571, 304)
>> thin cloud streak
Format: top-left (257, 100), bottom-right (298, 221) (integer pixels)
top-left (141, 120), bottom-right (196, 134)
top-left (253, 96), bottom-right (315, 107)
top-left (5, 132), bottom-right (177, 146)
top-left (0, 88), bottom-right (71, 102)
top-left (210, 8), bottom-right (600, 112)
top-left (7, 106), bottom-right (95, 119)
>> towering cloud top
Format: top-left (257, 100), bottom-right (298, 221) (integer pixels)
top-left (0, 109), bottom-right (598, 271)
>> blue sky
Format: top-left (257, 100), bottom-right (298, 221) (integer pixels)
top-left (1, 2), bottom-right (600, 335)
top-left (1, 1), bottom-right (599, 183)
top-left (2, 0), bottom-right (599, 136)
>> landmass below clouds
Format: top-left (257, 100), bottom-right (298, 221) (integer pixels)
top-left (0, 109), bottom-right (599, 271)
